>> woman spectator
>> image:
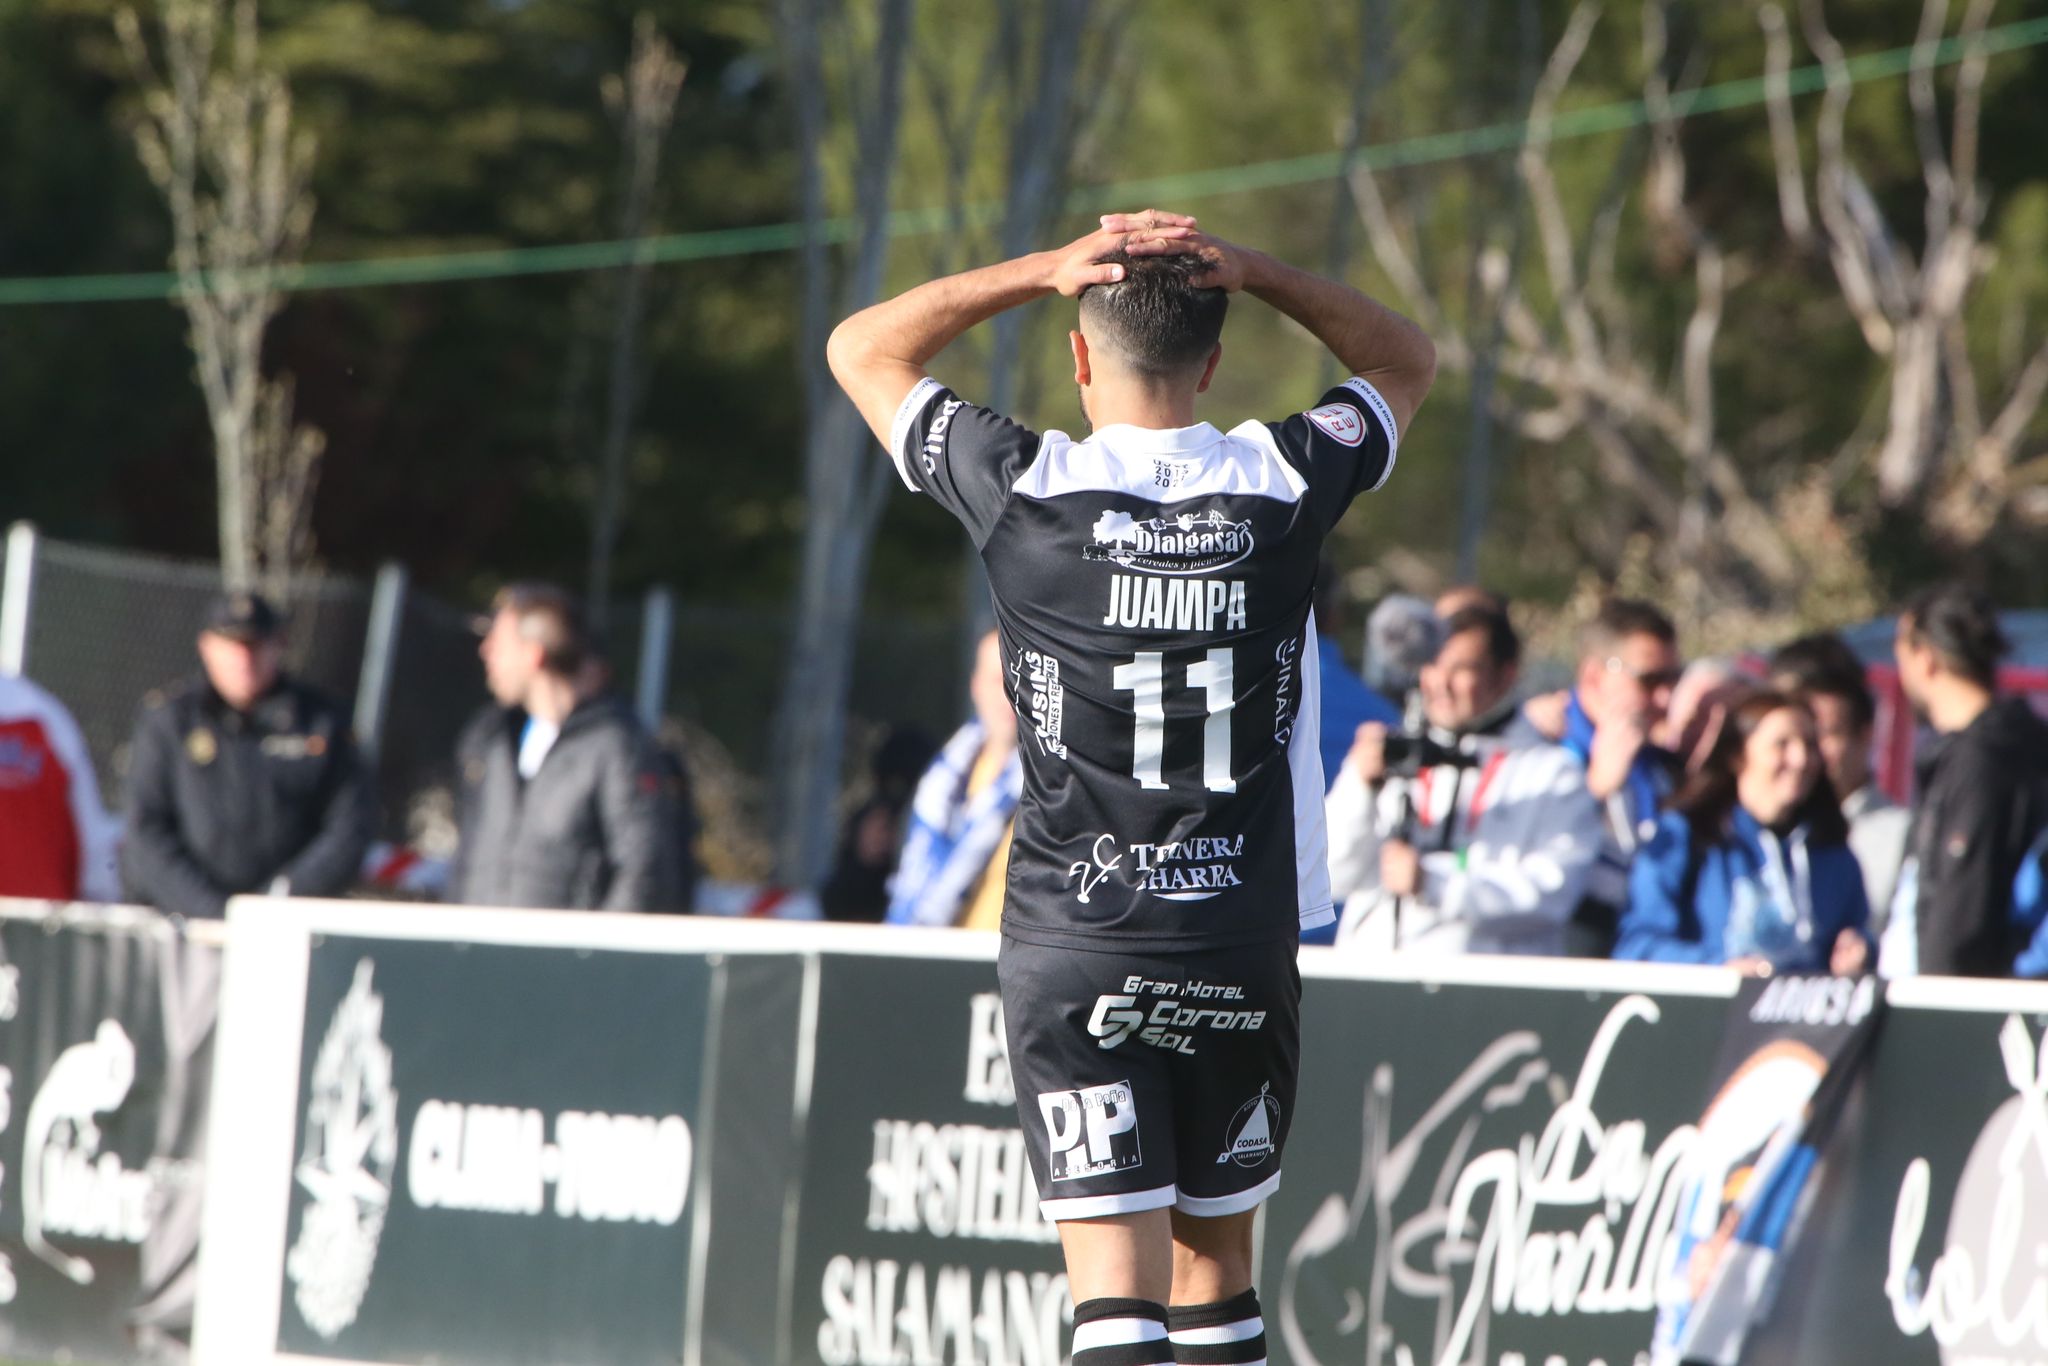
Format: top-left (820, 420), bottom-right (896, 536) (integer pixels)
top-left (1618, 689), bottom-right (1871, 975)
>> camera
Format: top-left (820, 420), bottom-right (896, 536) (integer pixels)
top-left (1381, 730), bottom-right (1482, 777)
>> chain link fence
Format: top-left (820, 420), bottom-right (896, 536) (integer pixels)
top-left (0, 525), bottom-right (969, 864)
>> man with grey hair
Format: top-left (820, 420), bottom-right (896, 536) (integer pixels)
top-left (448, 582), bottom-right (685, 912)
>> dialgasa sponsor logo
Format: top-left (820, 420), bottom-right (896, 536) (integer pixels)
top-left (286, 959), bottom-right (399, 1343)
top-left (1085, 508), bottom-right (1254, 576)
top-left (1887, 1014), bottom-right (2048, 1362)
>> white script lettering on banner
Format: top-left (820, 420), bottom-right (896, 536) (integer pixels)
top-left (1279, 996), bottom-right (1697, 1366)
top-left (1887, 1013), bottom-right (2048, 1364)
top-left (23, 1020), bottom-right (168, 1287)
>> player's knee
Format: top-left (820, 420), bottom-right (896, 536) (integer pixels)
top-left (1169, 1207), bottom-right (1257, 1298)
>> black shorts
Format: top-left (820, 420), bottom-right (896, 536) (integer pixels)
top-left (997, 933), bottom-right (1301, 1222)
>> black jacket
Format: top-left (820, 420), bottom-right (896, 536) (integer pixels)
top-left (121, 674), bottom-right (374, 919)
top-left (449, 694), bottom-right (685, 912)
top-left (1910, 696), bottom-right (2048, 976)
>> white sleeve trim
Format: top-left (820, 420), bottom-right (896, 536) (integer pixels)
top-left (1340, 376), bottom-right (1401, 491)
top-left (886, 376), bottom-right (945, 492)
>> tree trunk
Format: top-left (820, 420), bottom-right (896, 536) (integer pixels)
top-left (769, 0), bottom-right (914, 889)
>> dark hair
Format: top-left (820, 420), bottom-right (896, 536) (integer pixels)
top-left (1076, 248), bottom-right (1228, 380)
top-left (1441, 604), bottom-right (1520, 670)
top-left (1669, 688), bottom-right (1848, 847)
top-left (1769, 631), bottom-right (1875, 730)
top-left (492, 582), bottom-right (589, 677)
top-left (1436, 585), bottom-right (1507, 618)
top-left (1901, 582), bottom-right (2007, 689)
top-left (1579, 597), bottom-right (1677, 661)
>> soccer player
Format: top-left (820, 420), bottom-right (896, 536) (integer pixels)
top-left (829, 210), bottom-right (1434, 1366)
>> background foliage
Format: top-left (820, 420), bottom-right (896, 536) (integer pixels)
top-left (4, 0), bottom-right (2046, 619)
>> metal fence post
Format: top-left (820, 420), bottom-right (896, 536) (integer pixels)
top-left (636, 585), bottom-right (674, 729)
top-left (0, 522), bottom-right (38, 678)
top-left (353, 562), bottom-right (409, 764)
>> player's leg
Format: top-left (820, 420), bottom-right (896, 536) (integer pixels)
top-left (1057, 1208), bottom-right (1176, 1363)
top-left (1063, 1208), bottom-right (1174, 1300)
top-left (1168, 1206), bottom-right (1255, 1302)
top-left (999, 937), bottom-right (1180, 1364)
top-left (1161, 937), bottom-right (1298, 1365)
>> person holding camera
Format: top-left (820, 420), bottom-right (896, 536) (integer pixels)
top-left (1326, 604), bottom-right (1602, 955)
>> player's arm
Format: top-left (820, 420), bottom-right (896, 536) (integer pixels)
top-left (1116, 219), bottom-right (1437, 434)
top-left (826, 214), bottom-right (1198, 449)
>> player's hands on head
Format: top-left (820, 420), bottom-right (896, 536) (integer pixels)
top-left (1049, 212), bottom-right (1196, 298)
top-left (1115, 220), bottom-right (1252, 295)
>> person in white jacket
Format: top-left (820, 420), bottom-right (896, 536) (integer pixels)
top-left (1326, 604), bottom-right (1602, 955)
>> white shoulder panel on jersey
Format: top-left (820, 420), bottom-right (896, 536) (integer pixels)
top-left (887, 376), bottom-right (946, 492)
top-left (1011, 423), bottom-right (1309, 504)
top-left (1289, 612), bottom-right (1337, 931)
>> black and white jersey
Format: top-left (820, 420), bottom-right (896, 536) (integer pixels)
top-left (891, 375), bottom-right (1399, 953)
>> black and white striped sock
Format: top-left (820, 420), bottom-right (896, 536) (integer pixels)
top-left (1070, 1297), bottom-right (1173, 1366)
top-left (1166, 1288), bottom-right (1267, 1365)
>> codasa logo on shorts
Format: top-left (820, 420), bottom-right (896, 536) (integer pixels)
top-left (1085, 509), bottom-right (1254, 576)
top-left (286, 959), bottom-right (399, 1343)
top-left (1218, 1083), bottom-right (1280, 1167)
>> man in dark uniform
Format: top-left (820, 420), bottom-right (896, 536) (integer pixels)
top-left (829, 211), bottom-right (1435, 1366)
top-left (122, 593), bottom-right (373, 919)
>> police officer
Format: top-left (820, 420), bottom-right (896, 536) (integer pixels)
top-left (122, 593), bottom-right (373, 919)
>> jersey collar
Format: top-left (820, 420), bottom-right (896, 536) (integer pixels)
top-left (1088, 421), bottom-right (1224, 453)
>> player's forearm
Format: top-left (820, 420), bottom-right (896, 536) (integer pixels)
top-left (1242, 250), bottom-right (1435, 386)
top-left (828, 252), bottom-right (1055, 372)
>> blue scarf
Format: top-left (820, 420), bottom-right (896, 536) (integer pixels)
top-left (885, 721), bottom-right (1022, 927)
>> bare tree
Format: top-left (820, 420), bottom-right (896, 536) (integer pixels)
top-left (1347, 0), bottom-right (1801, 607)
top-left (118, 0), bottom-right (323, 596)
top-left (1764, 0), bottom-right (2048, 543)
top-left (588, 14), bottom-right (687, 628)
top-left (770, 0), bottom-right (916, 887)
top-left (912, 0), bottom-right (1134, 646)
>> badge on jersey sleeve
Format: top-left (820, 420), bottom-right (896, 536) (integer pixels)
top-left (1305, 401), bottom-right (1366, 447)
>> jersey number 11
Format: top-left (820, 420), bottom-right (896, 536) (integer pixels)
top-left (1111, 649), bottom-right (1235, 793)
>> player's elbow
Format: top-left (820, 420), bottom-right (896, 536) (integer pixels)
top-left (1405, 329), bottom-right (1439, 396)
top-left (825, 317), bottom-right (875, 387)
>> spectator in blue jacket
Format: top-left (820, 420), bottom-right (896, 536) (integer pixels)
top-left (1618, 689), bottom-right (1871, 976)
